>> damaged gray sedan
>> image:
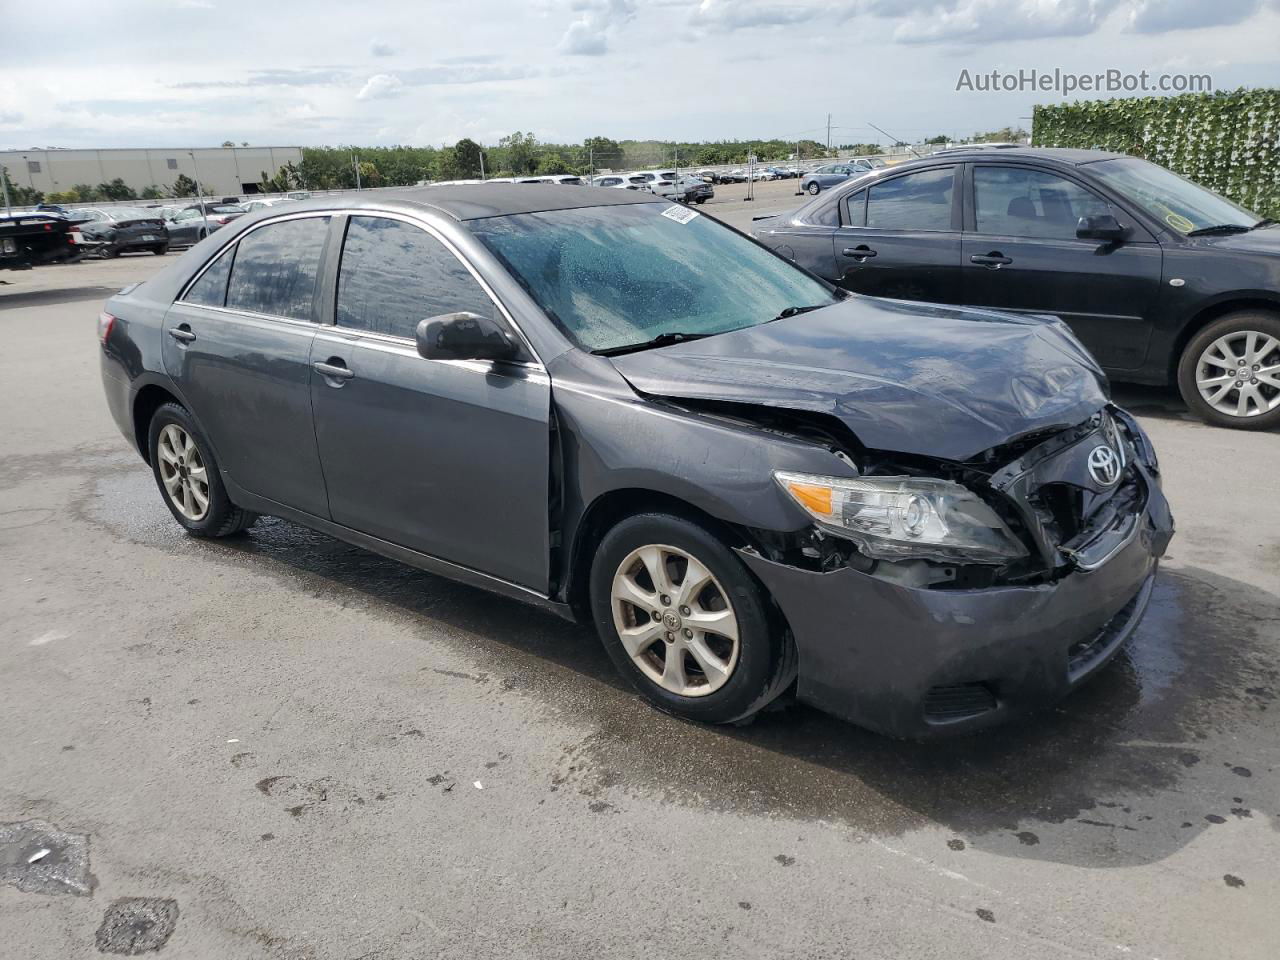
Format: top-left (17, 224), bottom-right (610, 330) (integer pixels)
top-left (99, 185), bottom-right (1174, 738)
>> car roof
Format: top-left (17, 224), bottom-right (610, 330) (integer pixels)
top-left (286, 183), bottom-right (660, 221)
top-left (915, 146), bottom-right (1127, 165)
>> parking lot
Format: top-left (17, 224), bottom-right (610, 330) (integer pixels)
top-left (1, 182), bottom-right (1278, 959)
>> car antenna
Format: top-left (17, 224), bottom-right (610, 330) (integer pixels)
top-left (868, 122), bottom-right (922, 159)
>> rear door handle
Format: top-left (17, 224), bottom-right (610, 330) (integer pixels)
top-left (168, 326), bottom-right (196, 343)
top-left (970, 253), bottom-right (1012, 267)
top-left (313, 359), bottom-right (355, 381)
top-left (842, 245), bottom-right (877, 260)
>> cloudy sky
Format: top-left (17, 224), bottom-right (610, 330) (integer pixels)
top-left (3, 0), bottom-right (1278, 150)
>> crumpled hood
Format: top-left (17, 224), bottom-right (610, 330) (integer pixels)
top-left (610, 296), bottom-right (1109, 461)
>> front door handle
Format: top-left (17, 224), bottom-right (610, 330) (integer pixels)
top-left (970, 252), bottom-right (1012, 268)
top-left (842, 245), bottom-right (878, 260)
top-left (313, 359), bottom-right (355, 381)
top-left (168, 325), bottom-right (196, 343)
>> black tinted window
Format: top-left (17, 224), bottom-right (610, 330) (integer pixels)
top-left (974, 166), bottom-right (1110, 239)
top-left (183, 248), bottom-right (234, 307)
top-left (841, 190), bottom-right (866, 227)
top-left (225, 216), bottom-right (329, 321)
top-left (336, 216), bottom-right (495, 339)
top-left (866, 167), bottom-right (954, 230)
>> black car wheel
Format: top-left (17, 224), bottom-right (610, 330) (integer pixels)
top-left (148, 402), bottom-right (256, 537)
top-left (152, 244), bottom-right (169, 255)
top-left (806, 182), bottom-right (821, 195)
top-left (1178, 311), bottom-right (1280, 430)
top-left (590, 512), bottom-right (794, 724)
top-left (101, 244), bottom-right (120, 259)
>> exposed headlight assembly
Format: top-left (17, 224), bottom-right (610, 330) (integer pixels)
top-left (775, 472), bottom-right (1028, 564)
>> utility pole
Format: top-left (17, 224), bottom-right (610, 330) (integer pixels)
top-left (2, 166), bottom-right (12, 216)
top-left (479, 149), bottom-right (486, 181)
top-left (188, 154), bottom-right (206, 239)
top-left (826, 114), bottom-right (832, 156)
top-left (353, 153), bottom-right (361, 191)
top-left (794, 139), bottom-right (804, 196)
top-left (589, 146), bottom-right (594, 182)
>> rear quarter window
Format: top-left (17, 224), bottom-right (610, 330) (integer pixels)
top-left (225, 216), bottom-right (330, 321)
top-left (182, 248), bottom-right (235, 307)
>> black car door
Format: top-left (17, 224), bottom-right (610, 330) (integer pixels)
top-left (832, 164), bottom-right (963, 304)
top-left (960, 162), bottom-right (1163, 371)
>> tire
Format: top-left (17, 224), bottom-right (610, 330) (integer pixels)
top-left (589, 512), bottom-right (795, 724)
top-left (152, 244), bottom-right (169, 255)
top-left (695, 198), bottom-right (708, 205)
top-left (1177, 311), bottom-right (1280, 430)
top-left (806, 182), bottom-right (821, 195)
top-left (101, 244), bottom-right (120, 259)
top-left (147, 402), bottom-right (257, 537)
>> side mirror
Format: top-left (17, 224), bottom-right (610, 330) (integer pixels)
top-left (415, 312), bottom-right (521, 363)
top-left (1077, 213), bottom-right (1126, 242)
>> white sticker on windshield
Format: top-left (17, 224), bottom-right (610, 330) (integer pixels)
top-left (661, 205), bottom-right (700, 224)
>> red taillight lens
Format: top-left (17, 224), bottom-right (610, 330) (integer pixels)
top-left (215, 216), bottom-right (230, 225)
top-left (98, 312), bottom-right (117, 345)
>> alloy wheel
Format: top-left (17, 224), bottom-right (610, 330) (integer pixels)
top-left (157, 424), bottom-right (210, 521)
top-left (610, 544), bottom-right (740, 697)
top-left (1195, 330), bottom-right (1280, 418)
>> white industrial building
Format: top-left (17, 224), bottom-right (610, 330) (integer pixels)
top-left (0, 146), bottom-right (304, 197)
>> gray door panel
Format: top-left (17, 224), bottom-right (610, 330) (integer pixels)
top-left (309, 329), bottom-right (552, 591)
top-left (161, 304), bottom-right (330, 516)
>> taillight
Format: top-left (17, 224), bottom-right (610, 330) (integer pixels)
top-left (214, 216), bottom-right (230, 225)
top-left (98, 312), bottom-right (117, 345)
top-left (68, 227), bottom-right (82, 244)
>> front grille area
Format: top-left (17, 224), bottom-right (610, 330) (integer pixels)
top-left (924, 682), bottom-right (998, 723)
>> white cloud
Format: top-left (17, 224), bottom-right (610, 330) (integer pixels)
top-left (356, 73), bottom-right (405, 100)
top-left (370, 39), bottom-right (396, 56)
top-left (558, 0), bottom-right (637, 55)
top-left (1126, 0), bottom-right (1268, 33)
top-left (690, 0), bottom-right (826, 31)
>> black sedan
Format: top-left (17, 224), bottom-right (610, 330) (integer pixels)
top-left (98, 184), bottom-right (1171, 738)
top-left (71, 207), bottom-right (169, 257)
top-left (754, 147), bottom-right (1280, 429)
top-left (165, 203), bottom-right (248, 247)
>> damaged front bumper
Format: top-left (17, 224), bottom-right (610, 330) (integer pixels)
top-left (739, 428), bottom-right (1175, 739)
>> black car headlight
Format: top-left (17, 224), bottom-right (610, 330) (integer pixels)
top-left (775, 471), bottom-right (1028, 564)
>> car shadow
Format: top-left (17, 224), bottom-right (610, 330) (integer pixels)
top-left (202, 514), bottom-right (1278, 870)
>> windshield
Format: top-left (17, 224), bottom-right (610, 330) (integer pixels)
top-left (1089, 157), bottom-right (1260, 234)
top-left (469, 202), bottom-right (837, 353)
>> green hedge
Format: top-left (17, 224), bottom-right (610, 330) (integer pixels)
top-left (1032, 87), bottom-right (1280, 218)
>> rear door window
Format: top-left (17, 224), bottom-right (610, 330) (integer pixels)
top-left (183, 248), bottom-right (235, 307)
top-left (335, 216), bottom-right (496, 340)
top-left (225, 216), bottom-right (330, 321)
top-left (865, 167), bottom-right (955, 231)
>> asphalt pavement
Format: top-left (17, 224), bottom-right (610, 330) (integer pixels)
top-left (1, 184), bottom-right (1277, 959)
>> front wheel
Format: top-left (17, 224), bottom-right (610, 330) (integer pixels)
top-left (148, 403), bottom-right (256, 536)
top-left (590, 513), bottom-right (793, 724)
top-left (806, 182), bottom-right (821, 195)
top-left (1177, 311), bottom-right (1280, 429)
top-left (152, 244), bottom-right (169, 255)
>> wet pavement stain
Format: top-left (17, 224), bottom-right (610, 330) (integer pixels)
top-left (947, 838), bottom-right (966, 851)
top-left (95, 898), bottom-right (179, 955)
top-left (1224, 874), bottom-right (1246, 888)
top-left (0, 820), bottom-right (94, 897)
top-left (84, 472), bottom-right (1280, 865)
top-left (976, 908), bottom-right (996, 923)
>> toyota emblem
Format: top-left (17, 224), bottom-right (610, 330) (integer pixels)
top-left (1088, 445), bottom-right (1122, 486)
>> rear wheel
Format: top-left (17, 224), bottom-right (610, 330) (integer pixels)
top-left (101, 244), bottom-right (120, 259)
top-left (1177, 311), bottom-right (1280, 429)
top-left (148, 403), bottom-right (256, 536)
top-left (590, 512), bottom-right (793, 724)
top-left (807, 181), bottom-right (821, 195)
top-left (152, 244), bottom-right (169, 255)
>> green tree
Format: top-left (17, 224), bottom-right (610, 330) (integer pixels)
top-left (925, 134), bottom-right (949, 145)
top-left (140, 185), bottom-right (166, 200)
top-left (452, 138), bottom-right (485, 178)
top-left (169, 174), bottom-right (198, 198)
top-left (498, 131), bottom-right (540, 176)
top-left (71, 183), bottom-right (102, 201)
top-left (1, 166), bottom-right (44, 205)
top-left (582, 136), bottom-right (623, 171)
top-left (221, 140), bottom-right (236, 147)
top-left (96, 178), bottom-right (137, 201)
top-left (45, 189), bottom-right (80, 204)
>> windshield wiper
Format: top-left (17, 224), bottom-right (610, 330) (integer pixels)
top-left (1185, 223), bottom-right (1251, 237)
top-left (593, 332), bottom-right (711, 357)
top-left (1250, 218), bottom-right (1278, 230)
top-left (770, 303), bottom-right (829, 322)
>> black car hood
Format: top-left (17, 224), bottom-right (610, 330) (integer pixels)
top-left (610, 296), bottom-right (1109, 462)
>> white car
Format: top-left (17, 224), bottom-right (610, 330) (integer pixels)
top-left (239, 197), bottom-right (295, 213)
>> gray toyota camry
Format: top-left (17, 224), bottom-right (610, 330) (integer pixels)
top-left (98, 184), bottom-right (1174, 738)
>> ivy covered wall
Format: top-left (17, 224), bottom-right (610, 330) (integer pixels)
top-left (1032, 88), bottom-right (1280, 218)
